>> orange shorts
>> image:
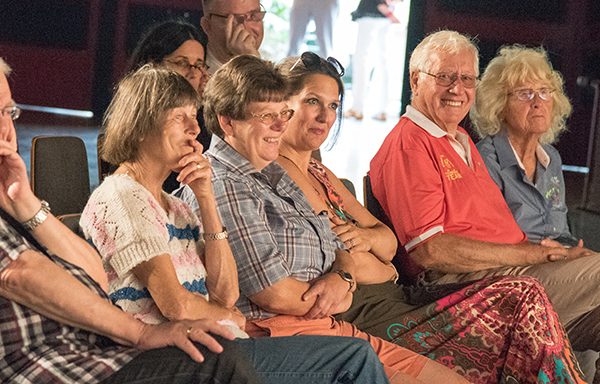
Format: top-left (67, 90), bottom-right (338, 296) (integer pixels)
top-left (248, 314), bottom-right (427, 381)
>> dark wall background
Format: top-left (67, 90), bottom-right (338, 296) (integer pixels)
top-left (402, 0), bottom-right (600, 167)
top-left (1, 0), bottom-right (598, 166)
top-left (0, 0), bottom-right (203, 117)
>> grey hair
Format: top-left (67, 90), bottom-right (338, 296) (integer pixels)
top-left (409, 30), bottom-right (479, 76)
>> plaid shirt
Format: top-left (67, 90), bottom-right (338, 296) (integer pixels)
top-left (0, 214), bottom-right (138, 383)
top-left (179, 136), bottom-right (340, 320)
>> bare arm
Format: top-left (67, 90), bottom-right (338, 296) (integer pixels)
top-left (178, 142), bottom-right (238, 308)
top-left (0, 250), bottom-right (234, 362)
top-left (0, 143), bottom-right (107, 289)
top-left (133, 255), bottom-right (245, 329)
top-left (326, 167), bottom-right (397, 262)
top-left (250, 274), bottom-right (352, 318)
top-left (411, 232), bottom-right (594, 273)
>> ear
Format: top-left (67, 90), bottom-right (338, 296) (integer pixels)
top-left (218, 114), bottom-right (235, 137)
top-left (409, 71), bottom-right (420, 96)
top-left (200, 16), bottom-right (211, 36)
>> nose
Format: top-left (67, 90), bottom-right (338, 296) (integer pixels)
top-left (0, 115), bottom-right (14, 144)
top-left (187, 117), bottom-right (200, 136)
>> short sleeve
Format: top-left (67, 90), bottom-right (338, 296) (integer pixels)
top-left (212, 176), bottom-right (290, 297)
top-left (80, 176), bottom-right (171, 277)
top-left (378, 145), bottom-right (445, 251)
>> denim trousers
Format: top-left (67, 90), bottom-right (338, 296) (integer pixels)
top-left (102, 335), bottom-right (388, 384)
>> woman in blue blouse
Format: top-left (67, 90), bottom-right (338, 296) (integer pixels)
top-left (471, 45), bottom-right (582, 247)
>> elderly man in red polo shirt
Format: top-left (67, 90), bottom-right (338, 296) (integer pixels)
top-left (370, 30), bottom-right (600, 364)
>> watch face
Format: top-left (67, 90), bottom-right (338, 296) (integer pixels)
top-left (340, 271), bottom-right (353, 280)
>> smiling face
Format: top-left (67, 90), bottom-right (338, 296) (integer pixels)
top-left (283, 74), bottom-right (340, 152)
top-left (0, 72), bottom-right (17, 150)
top-left (224, 101), bottom-right (290, 170)
top-left (163, 39), bottom-right (208, 96)
top-left (201, 0), bottom-right (264, 57)
top-left (144, 104), bottom-right (200, 171)
top-left (411, 49), bottom-right (477, 133)
top-left (504, 81), bottom-right (554, 140)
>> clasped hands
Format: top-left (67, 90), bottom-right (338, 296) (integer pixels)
top-left (540, 237), bottom-right (596, 262)
top-left (301, 271), bottom-right (353, 320)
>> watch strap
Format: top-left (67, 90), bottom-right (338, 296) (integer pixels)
top-left (21, 200), bottom-right (51, 231)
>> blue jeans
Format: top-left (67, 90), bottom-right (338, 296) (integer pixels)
top-left (239, 336), bottom-right (388, 383)
top-left (102, 335), bottom-right (388, 383)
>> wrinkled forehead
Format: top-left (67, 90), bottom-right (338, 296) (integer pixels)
top-left (427, 49), bottom-right (478, 74)
top-left (206, 0), bottom-right (260, 13)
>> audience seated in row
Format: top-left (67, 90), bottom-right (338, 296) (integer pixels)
top-left (0, 57), bottom-right (268, 384)
top-left (177, 52), bottom-right (585, 382)
top-left (80, 64), bottom-right (388, 383)
top-left (370, 29), bottom-right (600, 377)
top-left (3, 7), bottom-right (597, 380)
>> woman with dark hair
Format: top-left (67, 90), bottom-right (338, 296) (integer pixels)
top-left (274, 51), bottom-right (585, 383)
top-left (128, 20), bottom-right (212, 191)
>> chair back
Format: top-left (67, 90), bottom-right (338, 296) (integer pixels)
top-left (58, 213), bottom-right (84, 238)
top-left (31, 136), bottom-right (91, 216)
top-left (97, 132), bottom-right (116, 183)
top-left (363, 173), bottom-right (412, 285)
top-left (340, 178), bottom-right (356, 198)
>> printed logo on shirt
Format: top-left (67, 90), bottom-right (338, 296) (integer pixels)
top-left (545, 176), bottom-right (562, 208)
top-left (440, 155), bottom-right (462, 181)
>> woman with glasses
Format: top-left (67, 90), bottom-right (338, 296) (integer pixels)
top-left (177, 53), bottom-right (470, 383)
top-left (274, 50), bottom-right (585, 383)
top-left (82, 64), bottom-right (392, 384)
top-left (472, 45), bottom-right (582, 247)
top-left (129, 20), bottom-right (212, 191)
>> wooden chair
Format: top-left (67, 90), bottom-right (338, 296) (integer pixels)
top-left (30, 136), bottom-right (91, 217)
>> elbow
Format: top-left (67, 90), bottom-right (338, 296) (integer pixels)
top-left (409, 241), bottom-right (441, 270)
top-left (211, 291), bottom-right (239, 309)
top-left (0, 256), bottom-right (37, 297)
top-left (250, 291), bottom-right (304, 316)
top-left (160, 300), bottom-right (190, 321)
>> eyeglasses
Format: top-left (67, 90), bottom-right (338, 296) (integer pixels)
top-left (290, 51), bottom-right (345, 78)
top-left (421, 71), bottom-right (478, 89)
top-left (209, 4), bottom-right (266, 24)
top-left (250, 109), bottom-right (295, 124)
top-left (0, 105), bottom-right (21, 121)
top-left (509, 88), bottom-right (555, 102)
top-left (164, 59), bottom-right (209, 73)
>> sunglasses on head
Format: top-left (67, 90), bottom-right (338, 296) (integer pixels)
top-left (290, 51), bottom-right (345, 78)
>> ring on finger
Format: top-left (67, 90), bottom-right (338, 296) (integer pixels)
top-left (186, 327), bottom-right (193, 337)
top-left (196, 163), bottom-right (202, 170)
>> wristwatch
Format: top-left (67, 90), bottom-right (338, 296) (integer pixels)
top-left (21, 200), bottom-right (51, 231)
top-left (334, 269), bottom-right (355, 292)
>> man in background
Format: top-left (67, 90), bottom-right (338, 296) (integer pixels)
top-left (200, 0), bottom-right (264, 74)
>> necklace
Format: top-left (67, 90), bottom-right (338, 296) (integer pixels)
top-left (278, 154), bottom-right (352, 222)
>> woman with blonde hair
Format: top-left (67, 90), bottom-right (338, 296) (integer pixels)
top-left (471, 45), bottom-right (579, 246)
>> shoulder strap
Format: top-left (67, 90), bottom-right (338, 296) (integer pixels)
top-left (0, 207), bottom-right (50, 257)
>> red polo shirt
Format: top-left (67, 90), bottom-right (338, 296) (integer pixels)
top-left (370, 106), bottom-right (526, 279)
